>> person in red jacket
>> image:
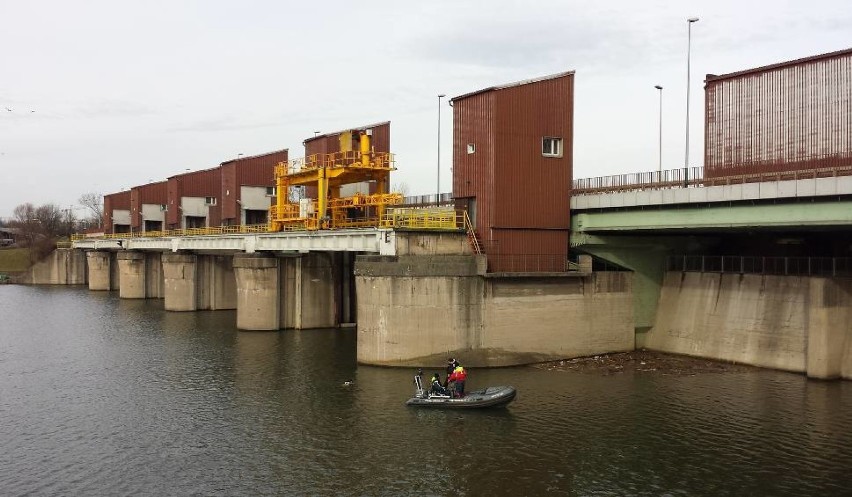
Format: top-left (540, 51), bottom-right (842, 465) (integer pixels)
top-left (448, 363), bottom-right (467, 398)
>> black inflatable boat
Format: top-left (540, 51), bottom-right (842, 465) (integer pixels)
top-left (405, 371), bottom-right (517, 409)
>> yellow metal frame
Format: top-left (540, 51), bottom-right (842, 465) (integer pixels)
top-left (269, 129), bottom-right (398, 231)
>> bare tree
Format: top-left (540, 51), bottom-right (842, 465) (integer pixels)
top-left (392, 181), bottom-right (410, 198)
top-left (78, 192), bottom-right (104, 227)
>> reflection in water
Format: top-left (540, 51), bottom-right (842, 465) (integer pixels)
top-left (1, 285), bottom-right (851, 495)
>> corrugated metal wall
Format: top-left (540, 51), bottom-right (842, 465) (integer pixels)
top-left (494, 74), bottom-right (573, 228)
top-left (220, 149), bottom-right (286, 222)
top-left (452, 73), bottom-right (574, 272)
top-left (103, 191), bottom-right (130, 233)
top-left (130, 181), bottom-right (167, 229)
top-left (705, 48), bottom-right (852, 177)
top-left (453, 91), bottom-right (495, 234)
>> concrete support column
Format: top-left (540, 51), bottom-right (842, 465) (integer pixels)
top-left (145, 252), bottom-right (164, 299)
top-left (86, 251), bottom-right (113, 291)
top-left (280, 253), bottom-right (337, 330)
top-left (234, 254), bottom-right (280, 331)
top-left (197, 255), bottom-right (237, 310)
top-left (117, 251), bottom-right (146, 299)
top-left (162, 253), bottom-right (198, 311)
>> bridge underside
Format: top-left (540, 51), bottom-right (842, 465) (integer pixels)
top-left (570, 199), bottom-right (852, 333)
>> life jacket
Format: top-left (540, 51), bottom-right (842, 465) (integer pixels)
top-left (450, 366), bottom-right (466, 382)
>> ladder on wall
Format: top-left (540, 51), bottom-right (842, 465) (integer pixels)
top-left (463, 211), bottom-right (481, 255)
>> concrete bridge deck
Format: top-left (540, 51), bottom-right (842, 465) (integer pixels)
top-left (74, 227), bottom-right (401, 255)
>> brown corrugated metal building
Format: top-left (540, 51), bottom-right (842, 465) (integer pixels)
top-left (130, 181), bottom-right (168, 232)
top-left (166, 167), bottom-right (222, 229)
top-left (451, 72), bottom-right (574, 272)
top-left (220, 149), bottom-right (287, 225)
top-left (705, 48), bottom-right (852, 178)
top-left (103, 191), bottom-right (131, 233)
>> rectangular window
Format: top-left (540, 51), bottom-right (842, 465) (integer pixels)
top-left (467, 143), bottom-right (476, 154)
top-left (266, 187), bottom-right (276, 197)
top-left (542, 137), bottom-right (563, 158)
top-left (205, 196), bottom-right (217, 206)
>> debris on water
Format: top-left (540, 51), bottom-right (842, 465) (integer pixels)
top-left (531, 350), bottom-right (755, 376)
top-left (342, 380), bottom-right (354, 386)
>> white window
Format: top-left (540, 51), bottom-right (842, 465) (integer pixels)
top-left (266, 187), bottom-right (276, 197)
top-left (467, 143), bottom-right (476, 154)
top-left (542, 137), bottom-right (563, 158)
top-left (205, 196), bottom-right (217, 206)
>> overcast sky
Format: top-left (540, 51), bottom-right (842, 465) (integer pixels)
top-left (1, 0), bottom-right (849, 217)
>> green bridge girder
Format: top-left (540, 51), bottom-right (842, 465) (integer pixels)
top-left (571, 200), bottom-right (852, 233)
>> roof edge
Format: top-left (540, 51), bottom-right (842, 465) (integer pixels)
top-left (303, 121), bottom-right (391, 143)
top-left (450, 71), bottom-right (575, 103)
top-left (219, 147), bottom-right (289, 165)
top-left (706, 47), bottom-right (852, 82)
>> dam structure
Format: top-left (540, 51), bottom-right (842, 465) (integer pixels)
top-left (26, 49), bottom-right (852, 379)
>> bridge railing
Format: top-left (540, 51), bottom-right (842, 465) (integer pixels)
top-left (667, 255), bottom-right (852, 277)
top-left (573, 167), bottom-right (703, 194)
top-left (573, 164), bottom-right (852, 195)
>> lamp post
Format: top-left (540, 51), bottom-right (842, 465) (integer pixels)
top-left (655, 85), bottom-right (663, 177)
top-left (437, 94), bottom-right (446, 200)
top-left (684, 17), bottom-right (699, 187)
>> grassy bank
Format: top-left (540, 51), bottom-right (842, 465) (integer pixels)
top-left (0, 248), bottom-right (32, 273)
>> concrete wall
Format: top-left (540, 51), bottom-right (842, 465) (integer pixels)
top-left (644, 272), bottom-right (852, 379)
top-left (393, 232), bottom-right (473, 256)
top-left (25, 249), bottom-right (88, 285)
top-left (355, 254), bottom-right (634, 367)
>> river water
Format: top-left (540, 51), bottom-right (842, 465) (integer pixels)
top-left (1, 285), bottom-right (851, 496)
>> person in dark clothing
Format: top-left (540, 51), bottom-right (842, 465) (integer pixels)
top-left (429, 373), bottom-right (448, 396)
top-left (444, 358), bottom-right (458, 387)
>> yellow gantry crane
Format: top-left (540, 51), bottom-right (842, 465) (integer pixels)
top-left (268, 129), bottom-right (403, 231)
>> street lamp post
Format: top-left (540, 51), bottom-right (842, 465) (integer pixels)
top-left (437, 94), bottom-right (446, 201)
top-left (684, 17), bottom-right (699, 187)
top-left (655, 85), bottom-right (663, 177)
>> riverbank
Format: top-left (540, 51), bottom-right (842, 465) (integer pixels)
top-left (531, 349), bottom-right (757, 375)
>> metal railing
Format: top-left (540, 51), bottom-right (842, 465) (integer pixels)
top-left (667, 255), bottom-right (852, 277)
top-left (486, 254), bottom-right (567, 273)
top-left (379, 208), bottom-right (462, 230)
top-left (573, 164), bottom-right (852, 195)
top-left (573, 166), bottom-right (703, 194)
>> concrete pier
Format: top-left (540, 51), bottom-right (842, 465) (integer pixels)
top-left (162, 253), bottom-right (198, 311)
top-left (197, 255), bottom-right (237, 310)
top-left (145, 252), bottom-right (164, 298)
top-left (233, 254), bottom-right (280, 330)
top-left (644, 272), bottom-right (852, 380)
top-left (280, 253), bottom-right (337, 330)
top-left (86, 251), bottom-right (114, 291)
top-left (25, 248), bottom-right (87, 285)
top-left (355, 255), bottom-right (635, 367)
top-left (117, 251), bottom-right (146, 299)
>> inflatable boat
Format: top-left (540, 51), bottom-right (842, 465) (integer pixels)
top-left (405, 371), bottom-right (517, 409)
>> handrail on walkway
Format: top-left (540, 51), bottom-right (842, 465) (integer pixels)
top-left (573, 164), bottom-right (852, 195)
top-left (668, 255), bottom-right (852, 277)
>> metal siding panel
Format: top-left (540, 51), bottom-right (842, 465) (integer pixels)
top-left (493, 74), bottom-right (573, 230)
top-left (221, 162), bottom-right (238, 221)
top-left (452, 92), bottom-right (495, 243)
top-left (705, 50), bottom-right (852, 177)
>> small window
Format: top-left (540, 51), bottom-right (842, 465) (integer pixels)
top-left (466, 143), bottom-right (475, 154)
top-left (266, 187), bottom-right (276, 197)
top-left (205, 196), bottom-right (217, 206)
top-left (542, 137), bottom-right (563, 158)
